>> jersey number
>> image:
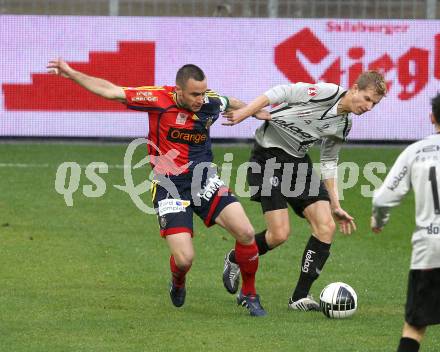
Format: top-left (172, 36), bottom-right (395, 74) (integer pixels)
top-left (429, 166), bottom-right (440, 214)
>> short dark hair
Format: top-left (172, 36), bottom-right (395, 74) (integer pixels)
top-left (176, 64), bottom-right (205, 88)
top-left (355, 70), bottom-right (387, 96)
top-left (432, 93), bottom-right (440, 124)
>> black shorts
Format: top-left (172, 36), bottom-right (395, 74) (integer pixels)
top-left (405, 268), bottom-right (440, 327)
top-left (152, 165), bottom-right (237, 237)
top-left (247, 142), bottom-right (330, 217)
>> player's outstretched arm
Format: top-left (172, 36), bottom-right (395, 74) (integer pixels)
top-left (47, 58), bottom-right (126, 102)
top-left (222, 95), bottom-right (270, 126)
top-left (226, 96), bottom-right (246, 110)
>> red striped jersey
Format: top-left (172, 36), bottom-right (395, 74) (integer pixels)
top-left (123, 86), bottom-right (228, 176)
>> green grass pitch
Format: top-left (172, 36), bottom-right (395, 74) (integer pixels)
top-left (0, 142), bottom-right (438, 351)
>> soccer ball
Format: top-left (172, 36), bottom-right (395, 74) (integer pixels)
top-left (319, 282), bottom-right (358, 319)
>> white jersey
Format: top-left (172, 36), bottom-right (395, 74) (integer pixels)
top-left (255, 82), bottom-right (351, 179)
top-left (372, 134), bottom-right (440, 270)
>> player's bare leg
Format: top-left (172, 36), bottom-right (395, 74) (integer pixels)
top-left (303, 201), bottom-right (336, 244)
top-left (216, 202), bottom-right (266, 316)
top-left (165, 233), bottom-right (194, 307)
top-left (289, 201), bottom-right (335, 311)
top-left (397, 322), bottom-right (426, 351)
top-left (264, 208), bottom-right (290, 249)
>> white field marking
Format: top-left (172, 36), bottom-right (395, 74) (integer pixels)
top-left (0, 162), bottom-right (395, 170)
top-left (0, 163), bottom-right (134, 169)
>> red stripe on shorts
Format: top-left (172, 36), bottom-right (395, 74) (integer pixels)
top-left (160, 227), bottom-right (193, 237)
top-left (204, 187), bottom-right (230, 226)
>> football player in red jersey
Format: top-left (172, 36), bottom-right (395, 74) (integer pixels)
top-left (47, 58), bottom-right (267, 316)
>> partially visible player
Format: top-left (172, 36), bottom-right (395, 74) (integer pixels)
top-left (371, 93), bottom-right (440, 352)
top-left (222, 71), bottom-right (386, 310)
top-left (47, 59), bottom-right (267, 316)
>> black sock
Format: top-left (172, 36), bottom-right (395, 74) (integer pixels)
top-left (292, 235), bottom-right (331, 301)
top-left (397, 337), bottom-right (420, 352)
top-left (255, 230), bottom-right (270, 256)
top-left (229, 230), bottom-right (269, 263)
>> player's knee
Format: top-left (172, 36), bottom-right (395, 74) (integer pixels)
top-left (235, 224), bottom-right (255, 245)
top-left (268, 225), bottom-right (290, 246)
top-left (173, 250), bottom-right (194, 269)
top-left (315, 218), bottom-right (336, 242)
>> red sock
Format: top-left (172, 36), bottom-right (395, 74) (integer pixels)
top-left (234, 241), bottom-right (259, 296)
top-left (170, 255), bottom-right (191, 288)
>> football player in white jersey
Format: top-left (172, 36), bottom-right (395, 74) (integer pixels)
top-left (222, 71), bottom-right (386, 310)
top-left (371, 94), bottom-right (440, 352)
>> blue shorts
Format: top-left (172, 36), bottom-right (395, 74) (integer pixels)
top-left (152, 166), bottom-right (237, 237)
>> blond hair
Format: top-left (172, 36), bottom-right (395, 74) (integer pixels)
top-left (355, 70), bottom-right (387, 96)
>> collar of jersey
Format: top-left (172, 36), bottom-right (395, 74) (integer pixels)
top-left (327, 98), bottom-right (348, 117)
top-left (171, 91), bottom-right (199, 120)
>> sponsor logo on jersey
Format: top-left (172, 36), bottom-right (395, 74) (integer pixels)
top-left (176, 112), bottom-right (188, 125)
top-left (158, 199), bottom-right (190, 216)
top-left (308, 87), bottom-right (318, 97)
top-left (271, 119), bottom-right (314, 139)
top-left (132, 91), bottom-right (158, 103)
top-left (167, 128), bottom-right (208, 145)
top-left (387, 166), bottom-right (408, 191)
